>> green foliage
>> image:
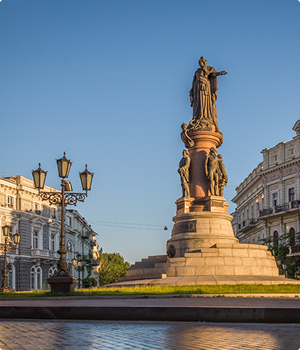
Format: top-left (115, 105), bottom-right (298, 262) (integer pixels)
top-left (85, 264), bottom-right (92, 276)
top-left (82, 276), bottom-right (97, 288)
top-left (261, 232), bottom-right (300, 278)
top-left (97, 248), bottom-right (130, 285)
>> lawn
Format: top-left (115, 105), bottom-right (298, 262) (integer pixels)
top-left (1, 284), bottom-right (300, 298)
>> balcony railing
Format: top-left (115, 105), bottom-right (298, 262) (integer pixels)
top-left (237, 219), bottom-right (258, 232)
top-left (49, 251), bottom-right (59, 259)
top-left (259, 201), bottom-right (300, 217)
top-left (30, 249), bottom-right (50, 258)
top-left (289, 244), bottom-right (300, 255)
top-left (31, 249), bottom-right (59, 259)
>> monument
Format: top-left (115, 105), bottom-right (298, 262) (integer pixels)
top-left (120, 57), bottom-right (281, 284)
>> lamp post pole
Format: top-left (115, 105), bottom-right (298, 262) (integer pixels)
top-left (78, 262), bottom-right (81, 288)
top-left (1, 237), bottom-right (8, 291)
top-left (72, 253), bottom-right (88, 289)
top-left (32, 153), bottom-right (94, 293)
top-left (57, 179), bottom-right (67, 275)
top-left (0, 225), bottom-right (21, 293)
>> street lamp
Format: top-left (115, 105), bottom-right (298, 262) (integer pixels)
top-left (0, 225), bottom-right (20, 293)
top-left (72, 253), bottom-right (87, 288)
top-left (32, 152), bottom-right (94, 293)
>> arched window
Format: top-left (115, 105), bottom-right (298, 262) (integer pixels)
top-left (30, 265), bottom-right (42, 290)
top-left (67, 241), bottom-right (73, 253)
top-left (48, 266), bottom-right (57, 278)
top-left (289, 227), bottom-right (296, 247)
top-left (273, 231), bottom-right (279, 250)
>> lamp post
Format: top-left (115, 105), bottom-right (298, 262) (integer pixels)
top-left (32, 152), bottom-right (93, 293)
top-left (72, 253), bottom-right (87, 288)
top-left (0, 225), bottom-right (21, 293)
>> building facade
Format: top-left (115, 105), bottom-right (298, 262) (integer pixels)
top-left (0, 174), bottom-right (98, 291)
top-left (232, 120), bottom-right (300, 251)
top-left (65, 209), bottom-right (99, 285)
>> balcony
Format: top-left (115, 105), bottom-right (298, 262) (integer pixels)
top-left (259, 201), bottom-right (300, 218)
top-left (49, 251), bottom-right (59, 259)
top-left (31, 249), bottom-right (59, 260)
top-left (286, 244), bottom-right (300, 258)
top-left (30, 249), bottom-right (50, 258)
top-left (289, 244), bottom-right (300, 255)
top-left (237, 219), bottom-right (258, 233)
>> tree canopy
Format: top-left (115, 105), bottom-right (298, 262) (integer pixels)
top-left (98, 248), bottom-right (130, 285)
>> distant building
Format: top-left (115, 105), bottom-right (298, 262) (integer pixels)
top-left (0, 174), bottom-right (98, 291)
top-left (232, 120), bottom-right (300, 252)
top-left (65, 209), bottom-right (99, 285)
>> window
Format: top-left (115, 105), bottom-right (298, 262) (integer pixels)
top-left (67, 217), bottom-right (72, 226)
top-left (289, 227), bottom-right (296, 247)
top-left (273, 231), bottom-right (279, 250)
top-left (51, 209), bottom-right (56, 218)
top-left (272, 193), bottom-right (278, 207)
top-left (251, 206), bottom-right (254, 219)
top-left (67, 241), bottom-right (73, 253)
top-left (48, 266), bottom-right (57, 278)
top-left (33, 230), bottom-right (39, 249)
top-left (7, 269), bottom-right (13, 289)
top-left (34, 203), bottom-right (39, 210)
top-left (289, 188), bottom-right (295, 202)
top-left (7, 196), bottom-right (13, 208)
top-left (246, 209), bottom-right (249, 219)
top-left (30, 265), bottom-right (42, 290)
top-left (271, 154), bottom-right (278, 163)
top-left (287, 148), bottom-right (294, 157)
top-left (50, 234), bottom-right (55, 251)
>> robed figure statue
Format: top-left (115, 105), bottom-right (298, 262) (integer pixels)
top-left (189, 57), bottom-right (227, 133)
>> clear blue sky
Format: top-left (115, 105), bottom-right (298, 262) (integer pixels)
top-left (1, 0), bottom-right (300, 263)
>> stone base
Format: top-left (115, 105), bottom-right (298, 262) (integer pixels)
top-left (168, 211), bottom-right (238, 257)
top-left (175, 197), bottom-right (194, 215)
top-left (121, 243), bottom-right (279, 282)
top-left (116, 275), bottom-right (300, 287)
top-left (176, 196), bottom-right (229, 215)
top-left (0, 287), bottom-right (14, 293)
top-left (47, 276), bottom-right (77, 293)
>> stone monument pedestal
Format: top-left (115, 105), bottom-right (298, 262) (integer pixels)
top-left (47, 276), bottom-right (77, 293)
top-left (119, 57), bottom-right (281, 285)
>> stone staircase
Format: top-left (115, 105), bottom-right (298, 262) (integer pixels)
top-left (121, 243), bottom-right (279, 281)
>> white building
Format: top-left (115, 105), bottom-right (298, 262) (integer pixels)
top-left (65, 209), bottom-right (99, 285)
top-left (0, 173), bottom-right (98, 291)
top-left (232, 120), bottom-right (300, 250)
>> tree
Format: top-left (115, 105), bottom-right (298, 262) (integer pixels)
top-left (261, 231), bottom-right (300, 278)
top-left (82, 253), bottom-right (97, 288)
top-left (97, 248), bottom-right (130, 285)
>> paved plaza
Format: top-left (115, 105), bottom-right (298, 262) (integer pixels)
top-left (0, 320), bottom-right (300, 350)
top-left (1, 296), bottom-right (300, 323)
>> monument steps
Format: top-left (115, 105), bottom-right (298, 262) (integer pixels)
top-left (127, 255), bottom-right (167, 271)
top-left (121, 243), bottom-right (279, 281)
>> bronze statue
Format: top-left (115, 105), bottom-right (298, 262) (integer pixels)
top-left (178, 150), bottom-right (190, 198)
top-left (217, 154), bottom-right (228, 196)
top-left (181, 123), bottom-right (194, 148)
top-left (205, 147), bottom-right (219, 196)
top-left (189, 57), bottom-right (227, 133)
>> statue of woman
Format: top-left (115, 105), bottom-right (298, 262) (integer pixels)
top-left (189, 57), bottom-right (227, 133)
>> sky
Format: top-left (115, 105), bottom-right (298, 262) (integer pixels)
top-left (1, 0), bottom-right (300, 264)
